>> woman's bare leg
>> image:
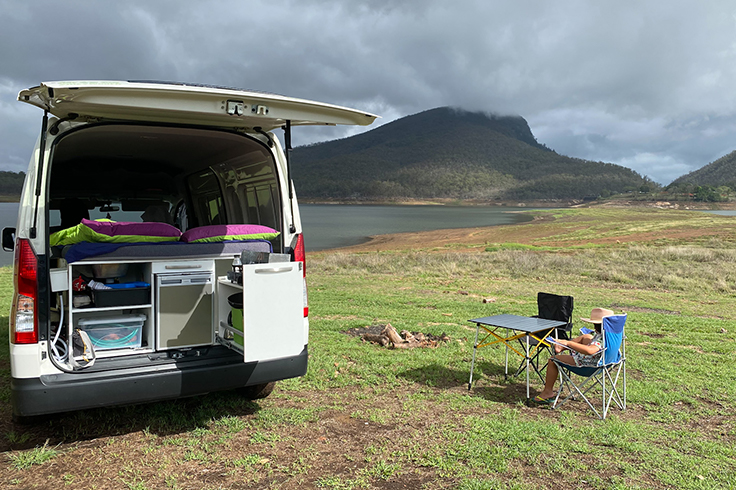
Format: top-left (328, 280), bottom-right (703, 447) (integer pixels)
top-left (539, 355), bottom-right (575, 399)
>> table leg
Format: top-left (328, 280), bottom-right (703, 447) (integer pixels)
top-left (526, 334), bottom-right (530, 401)
top-left (468, 323), bottom-right (481, 390)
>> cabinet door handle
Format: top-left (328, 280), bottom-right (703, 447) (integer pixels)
top-left (165, 264), bottom-right (202, 270)
top-left (255, 266), bottom-right (293, 274)
top-left (160, 279), bottom-right (183, 285)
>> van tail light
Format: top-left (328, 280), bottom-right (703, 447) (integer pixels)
top-left (293, 234), bottom-right (308, 317)
top-left (11, 238), bottom-right (38, 344)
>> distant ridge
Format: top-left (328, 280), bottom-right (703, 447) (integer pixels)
top-left (291, 107), bottom-right (652, 200)
top-left (671, 150), bottom-right (736, 187)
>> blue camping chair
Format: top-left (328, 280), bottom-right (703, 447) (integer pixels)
top-left (551, 314), bottom-right (627, 419)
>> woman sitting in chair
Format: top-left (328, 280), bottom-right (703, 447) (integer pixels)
top-left (535, 307), bottom-right (614, 403)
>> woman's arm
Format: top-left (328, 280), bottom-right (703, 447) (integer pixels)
top-left (553, 338), bottom-right (601, 355)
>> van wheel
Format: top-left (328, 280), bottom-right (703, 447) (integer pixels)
top-left (239, 381), bottom-right (276, 400)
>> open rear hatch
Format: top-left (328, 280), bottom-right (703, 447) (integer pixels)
top-left (18, 81), bottom-right (379, 130)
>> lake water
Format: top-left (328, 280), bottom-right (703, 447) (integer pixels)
top-left (0, 202), bottom-right (533, 267)
top-left (299, 204), bottom-right (533, 250)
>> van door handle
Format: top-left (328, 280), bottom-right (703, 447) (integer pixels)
top-left (254, 266), bottom-right (294, 274)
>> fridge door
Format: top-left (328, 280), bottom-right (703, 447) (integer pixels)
top-left (241, 262), bottom-right (304, 362)
top-left (156, 272), bottom-right (214, 350)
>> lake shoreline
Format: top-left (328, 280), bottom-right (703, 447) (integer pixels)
top-left (318, 205), bottom-right (736, 253)
top-left (299, 196), bottom-right (736, 210)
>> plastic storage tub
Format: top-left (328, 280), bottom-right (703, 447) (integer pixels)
top-left (91, 283), bottom-right (150, 308)
top-left (78, 314), bottom-right (146, 351)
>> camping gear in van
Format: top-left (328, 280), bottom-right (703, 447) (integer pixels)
top-left (78, 314), bottom-right (146, 351)
top-left (227, 293), bottom-right (244, 347)
top-left (92, 263), bottom-right (129, 280)
top-left (90, 281), bottom-right (151, 308)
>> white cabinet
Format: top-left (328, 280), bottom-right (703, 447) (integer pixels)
top-left (216, 262), bottom-right (304, 361)
top-left (67, 261), bottom-right (154, 358)
top-left (62, 256), bottom-right (302, 362)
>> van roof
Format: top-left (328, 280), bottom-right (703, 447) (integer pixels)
top-left (18, 80), bottom-right (379, 131)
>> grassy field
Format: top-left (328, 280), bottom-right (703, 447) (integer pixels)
top-left (0, 207), bottom-right (735, 489)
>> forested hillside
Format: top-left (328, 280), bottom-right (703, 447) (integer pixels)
top-left (291, 107), bottom-right (653, 200)
top-left (671, 150), bottom-right (736, 187)
top-left (0, 171), bottom-right (24, 198)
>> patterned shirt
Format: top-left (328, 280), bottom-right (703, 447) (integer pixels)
top-left (572, 332), bottom-right (603, 367)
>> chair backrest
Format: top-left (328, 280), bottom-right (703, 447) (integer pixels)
top-left (537, 292), bottom-right (574, 334)
top-left (602, 314), bottom-right (627, 365)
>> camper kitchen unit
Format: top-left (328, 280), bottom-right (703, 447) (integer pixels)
top-left (4, 81), bottom-right (378, 419)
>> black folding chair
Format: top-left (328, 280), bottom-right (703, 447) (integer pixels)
top-left (515, 292), bottom-right (574, 383)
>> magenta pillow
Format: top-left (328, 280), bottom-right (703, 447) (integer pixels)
top-left (82, 219), bottom-right (181, 238)
top-left (180, 224), bottom-right (280, 243)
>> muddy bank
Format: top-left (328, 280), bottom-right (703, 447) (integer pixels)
top-left (316, 204), bottom-right (736, 253)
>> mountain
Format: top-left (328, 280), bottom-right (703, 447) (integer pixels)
top-left (670, 150), bottom-right (736, 187)
top-left (290, 107), bottom-right (652, 200)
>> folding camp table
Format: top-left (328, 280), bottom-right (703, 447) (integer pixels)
top-left (468, 314), bottom-right (568, 401)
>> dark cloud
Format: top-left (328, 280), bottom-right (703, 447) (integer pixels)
top-left (2, 0), bottom-right (736, 183)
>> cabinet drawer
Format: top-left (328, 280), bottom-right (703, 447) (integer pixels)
top-left (152, 260), bottom-right (215, 274)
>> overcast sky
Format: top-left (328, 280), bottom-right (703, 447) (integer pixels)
top-left (2, 0), bottom-right (736, 184)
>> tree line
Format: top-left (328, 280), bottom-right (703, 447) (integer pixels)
top-left (0, 171), bottom-right (25, 197)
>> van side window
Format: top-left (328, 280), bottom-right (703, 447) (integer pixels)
top-left (186, 146), bottom-right (281, 230)
top-left (207, 195), bottom-right (224, 224)
top-left (187, 170), bottom-right (225, 227)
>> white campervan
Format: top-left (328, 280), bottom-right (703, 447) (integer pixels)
top-left (4, 81), bottom-right (377, 419)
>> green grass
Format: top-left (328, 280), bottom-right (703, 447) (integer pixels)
top-left (7, 441), bottom-right (59, 470)
top-left (1, 208), bottom-right (735, 489)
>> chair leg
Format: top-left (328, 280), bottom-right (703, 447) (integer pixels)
top-left (555, 363), bottom-right (627, 419)
top-left (468, 325), bottom-right (480, 390)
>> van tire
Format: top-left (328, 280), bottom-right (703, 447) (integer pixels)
top-left (239, 381), bottom-right (276, 400)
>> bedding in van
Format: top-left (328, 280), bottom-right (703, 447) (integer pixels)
top-left (62, 239), bottom-right (273, 263)
top-left (180, 224), bottom-right (280, 243)
top-left (50, 219), bottom-right (181, 247)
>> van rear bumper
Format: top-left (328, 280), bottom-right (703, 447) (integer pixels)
top-left (11, 347), bottom-right (308, 417)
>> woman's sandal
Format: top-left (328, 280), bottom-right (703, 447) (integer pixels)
top-left (533, 394), bottom-right (556, 404)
